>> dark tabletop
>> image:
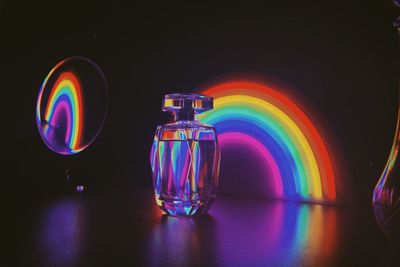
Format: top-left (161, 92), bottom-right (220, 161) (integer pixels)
top-left (11, 186), bottom-right (400, 267)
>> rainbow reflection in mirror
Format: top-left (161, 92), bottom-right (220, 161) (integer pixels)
top-left (36, 57), bottom-right (108, 155)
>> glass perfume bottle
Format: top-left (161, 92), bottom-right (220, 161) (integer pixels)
top-left (373, 104), bottom-right (400, 242)
top-left (372, 3), bottom-right (400, 241)
top-left (150, 93), bottom-right (220, 216)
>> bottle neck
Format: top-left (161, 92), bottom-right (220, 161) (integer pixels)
top-left (174, 108), bottom-right (195, 121)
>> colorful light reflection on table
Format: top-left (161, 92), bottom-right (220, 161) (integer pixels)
top-left (199, 81), bottom-right (337, 202)
top-left (210, 199), bottom-right (339, 267)
top-left (147, 198), bottom-right (339, 267)
top-left (37, 198), bottom-right (86, 266)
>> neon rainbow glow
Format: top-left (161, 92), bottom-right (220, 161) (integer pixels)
top-left (198, 81), bottom-right (336, 202)
top-left (36, 68), bottom-right (84, 154)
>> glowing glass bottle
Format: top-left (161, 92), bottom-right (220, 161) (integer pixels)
top-left (372, 3), bottom-right (400, 241)
top-left (373, 103), bottom-right (400, 242)
top-left (150, 93), bottom-right (220, 216)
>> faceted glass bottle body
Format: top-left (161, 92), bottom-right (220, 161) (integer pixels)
top-left (373, 109), bottom-right (400, 242)
top-left (150, 94), bottom-right (220, 216)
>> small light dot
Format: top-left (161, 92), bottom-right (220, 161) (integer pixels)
top-left (76, 185), bottom-right (85, 192)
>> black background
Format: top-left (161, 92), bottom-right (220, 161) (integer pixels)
top-left (3, 0), bottom-right (400, 214)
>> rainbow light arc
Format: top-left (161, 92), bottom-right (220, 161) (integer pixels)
top-left (36, 69), bottom-right (84, 154)
top-left (198, 81), bottom-right (336, 202)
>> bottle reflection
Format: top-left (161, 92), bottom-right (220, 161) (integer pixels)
top-left (146, 214), bottom-right (217, 267)
top-left (147, 198), bottom-right (339, 266)
top-left (36, 198), bottom-right (87, 266)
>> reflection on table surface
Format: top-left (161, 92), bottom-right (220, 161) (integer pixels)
top-left (147, 199), bottom-right (339, 267)
top-left (20, 189), bottom-right (400, 267)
